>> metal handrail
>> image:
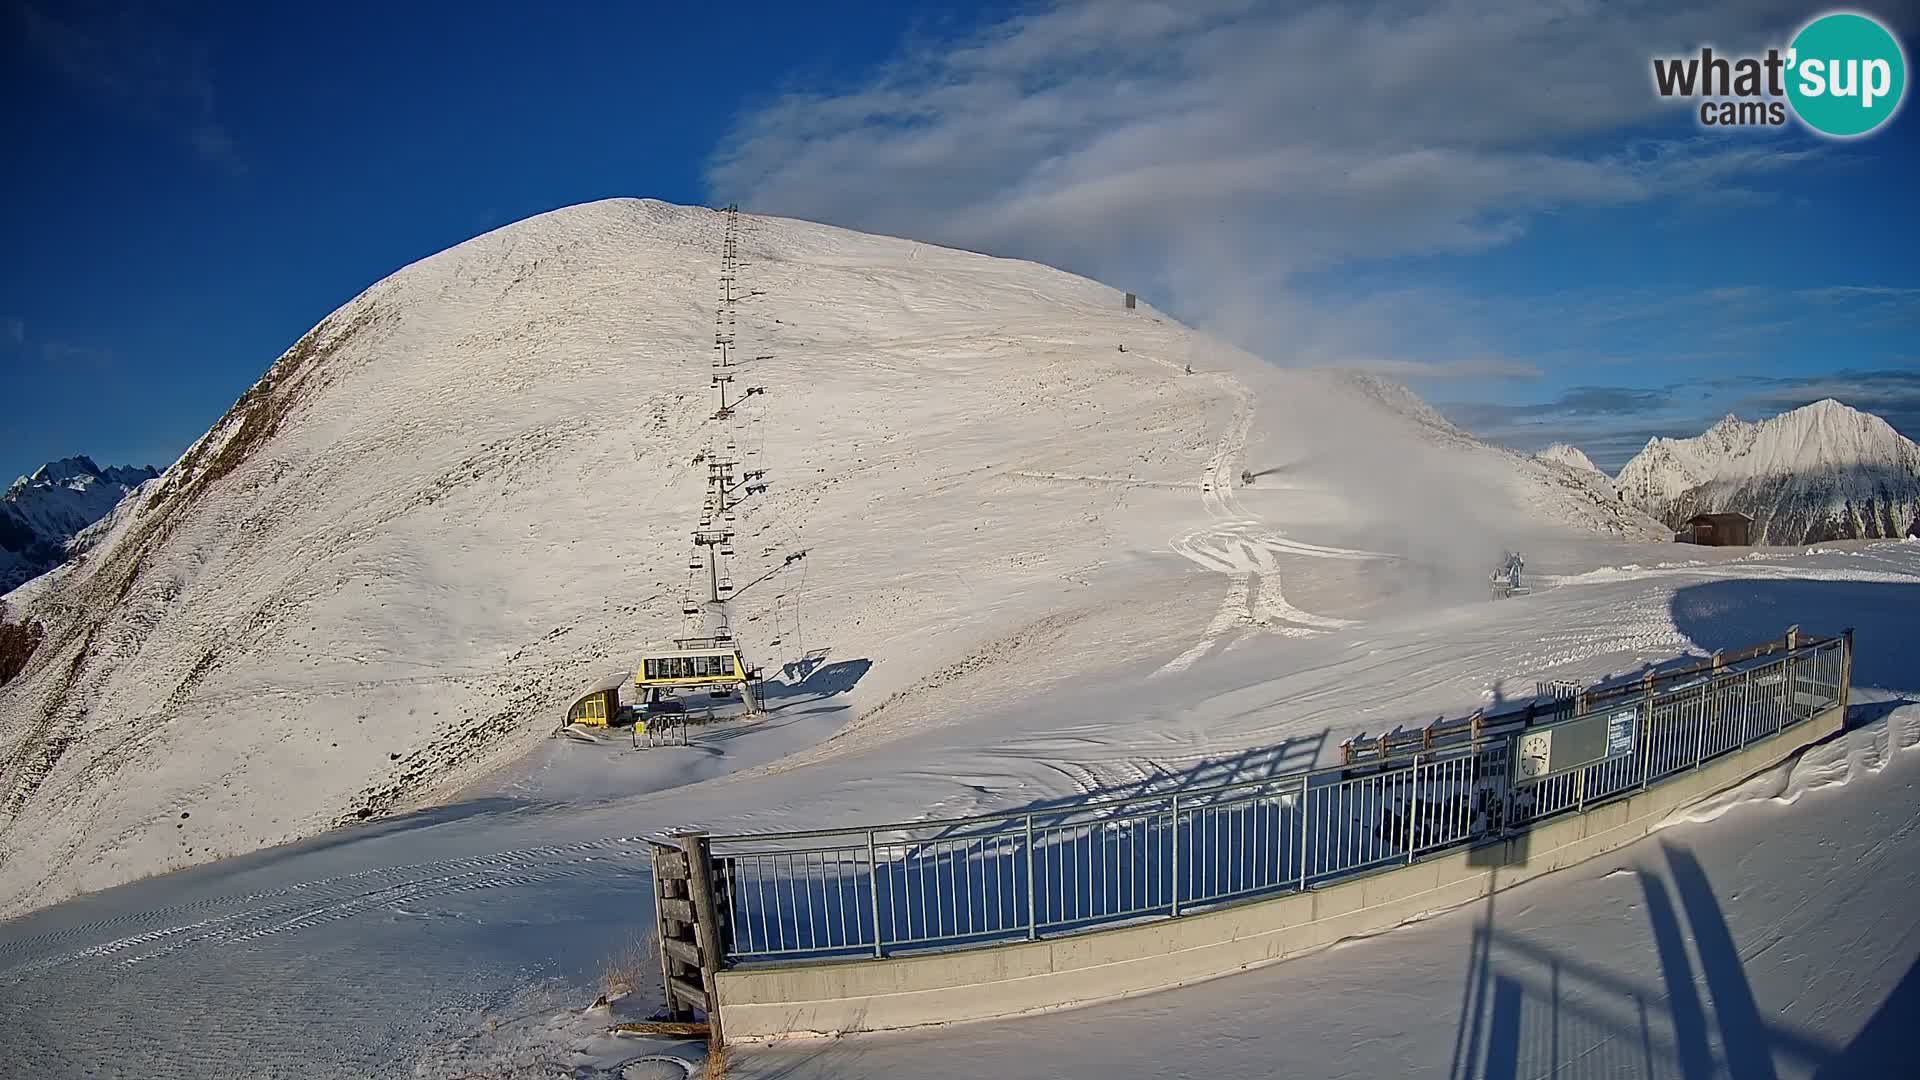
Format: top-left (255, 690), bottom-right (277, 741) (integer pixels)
top-left (674, 631), bottom-right (1849, 966)
top-left (702, 636), bottom-right (1837, 849)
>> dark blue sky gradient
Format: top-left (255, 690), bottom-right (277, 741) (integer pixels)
top-left (1, 2), bottom-right (1914, 481)
top-left (0, 2), bottom-right (986, 478)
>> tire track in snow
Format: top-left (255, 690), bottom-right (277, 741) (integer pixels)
top-left (1160, 375), bottom-right (1383, 673)
top-left (1157, 573), bottom-right (1254, 675)
top-left (0, 834), bottom-right (659, 983)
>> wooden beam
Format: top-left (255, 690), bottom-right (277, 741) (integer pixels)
top-left (662, 936), bottom-right (702, 968)
top-left (650, 857), bottom-right (686, 1024)
top-left (659, 898), bottom-right (696, 924)
top-left (654, 849), bottom-right (690, 880)
top-left (610, 1020), bottom-right (710, 1039)
top-left (680, 832), bottom-right (728, 1044)
top-left (669, 975), bottom-right (710, 1013)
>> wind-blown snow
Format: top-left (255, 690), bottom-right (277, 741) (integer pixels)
top-left (1616, 399), bottom-right (1920, 544)
top-left (0, 457), bottom-right (157, 594)
top-left (0, 198), bottom-right (1660, 917)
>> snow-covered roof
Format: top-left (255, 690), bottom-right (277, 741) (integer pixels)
top-left (573, 669), bottom-right (630, 699)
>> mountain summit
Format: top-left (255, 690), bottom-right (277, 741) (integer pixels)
top-left (1, 456), bottom-right (159, 593)
top-left (0, 198), bottom-right (1661, 914)
top-left (1616, 399), bottom-right (1920, 544)
top-left (1536, 443), bottom-right (1603, 476)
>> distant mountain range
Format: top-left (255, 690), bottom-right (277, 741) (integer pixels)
top-left (1555, 401), bottom-right (1920, 546)
top-left (2, 457), bottom-right (159, 593)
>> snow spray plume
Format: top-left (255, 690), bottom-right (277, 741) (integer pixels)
top-left (1182, 301), bottom-right (1525, 612)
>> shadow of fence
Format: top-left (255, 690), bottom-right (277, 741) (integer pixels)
top-left (1449, 842), bottom-right (1841, 1080)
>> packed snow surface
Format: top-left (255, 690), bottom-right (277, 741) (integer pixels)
top-left (4, 199), bottom-right (1902, 1079)
top-left (0, 199), bottom-right (1656, 916)
top-left (1616, 399), bottom-right (1920, 544)
top-left (0, 539), bottom-right (1914, 1078)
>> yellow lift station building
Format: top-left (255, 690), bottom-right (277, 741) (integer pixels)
top-left (634, 638), bottom-right (759, 711)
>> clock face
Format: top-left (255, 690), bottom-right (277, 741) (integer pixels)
top-left (1518, 732), bottom-right (1552, 779)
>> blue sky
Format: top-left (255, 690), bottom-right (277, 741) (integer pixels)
top-left (2, 0), bottom-right (1916, 483)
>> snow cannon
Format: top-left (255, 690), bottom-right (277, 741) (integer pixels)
top-left (1490, 551), bottom-right (1530, 600)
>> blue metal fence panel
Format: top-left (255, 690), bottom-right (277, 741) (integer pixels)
top-left (704, 637), bottom-right (1847, 964)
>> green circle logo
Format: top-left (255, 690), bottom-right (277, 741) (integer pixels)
top-left (1787, 11), bottom-right (1907, 137)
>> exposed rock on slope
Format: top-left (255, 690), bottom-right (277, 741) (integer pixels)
top-left (1616, 400), bottom-right (1920, 544)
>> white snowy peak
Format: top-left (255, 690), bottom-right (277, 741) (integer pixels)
top-left (1615, 399), bottom-right (1920, 544)
top-left (1535, 443), bottom-right (1602, 475)
top-left (1617, 399), bottom-right (1920, 505)
top-left (2, 455), bottom-right (159, 594)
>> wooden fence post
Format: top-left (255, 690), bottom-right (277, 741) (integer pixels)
top-left (651, 842), bottom-right (705, 1023)
top-left (677, 831), bottom-right (727, 1046)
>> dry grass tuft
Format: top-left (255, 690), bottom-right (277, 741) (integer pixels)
top-left (602, 927), bottom-right (662, 1003)
top-left (703, 1040), bottom-right (732, 1079)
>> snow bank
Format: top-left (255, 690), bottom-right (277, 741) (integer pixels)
top-left (1663, 697), bottom-right (1920, 829)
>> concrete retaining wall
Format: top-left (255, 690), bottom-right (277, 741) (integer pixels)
top-left (715, 704), bottom-right (1845, 1042)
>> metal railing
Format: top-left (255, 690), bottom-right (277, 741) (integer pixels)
top-left (685, 631), bottom-right (1849, 966)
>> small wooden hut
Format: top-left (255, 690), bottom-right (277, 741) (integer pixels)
top-left (1683, 512), bottom-right (1753, 546)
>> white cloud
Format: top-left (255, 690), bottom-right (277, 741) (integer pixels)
top-left (41, 340), bottom-right (114, 369)
top-left (1345, 357), bottom-right (1545, 381)
top-left (709, 0), bottom-right (1820, 365)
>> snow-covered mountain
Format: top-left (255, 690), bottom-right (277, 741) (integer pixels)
top-left (1533, 442), bottom-right (1623, 507)
top-left (0, 199), bottom-right (1664, 914)
top-left (1537, 443), bottom-right (1601, 475)
top-left (1, 457), bottom-right (159, 593)
top-left (1616, 400), bottom-right (1920, 545)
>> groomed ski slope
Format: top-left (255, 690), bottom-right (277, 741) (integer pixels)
top-left (0, 540), bottom-right (1915, 1078)
top-left (0, 199), bottom-right (1646, 916)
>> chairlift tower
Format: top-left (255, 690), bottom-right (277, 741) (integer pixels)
top-left (658, 199), bottom-right (782, 712)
